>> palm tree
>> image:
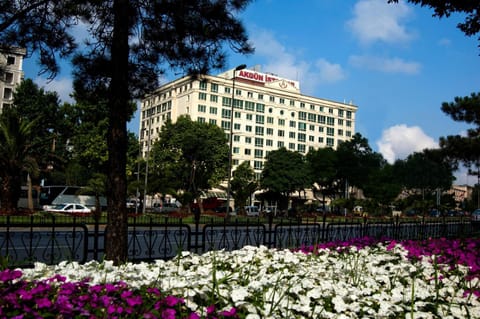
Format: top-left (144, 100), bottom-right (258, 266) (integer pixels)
top-left (0, 111), bottom-right (39, 213)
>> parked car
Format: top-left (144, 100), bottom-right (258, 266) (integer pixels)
top-left (471, 209), bottom-right (480, 222)
top-left (151, 202), bottom-right (181, 213)
top-left (45, 203), bottom-right (92, 215)
top-left (245, 206), bottom-right (260, 217)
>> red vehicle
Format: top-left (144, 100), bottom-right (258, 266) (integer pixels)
top-left (191, 197), bottom-right (227, 212)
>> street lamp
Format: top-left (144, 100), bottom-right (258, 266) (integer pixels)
top-left (226, 64), bottom-right (247, 214)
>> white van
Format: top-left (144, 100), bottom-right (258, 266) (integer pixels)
top-left (245, 206), bottom-right (260, 217)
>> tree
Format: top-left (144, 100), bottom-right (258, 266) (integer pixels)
top-left (362, 162), bottom-right (402, 214)
top-left (0, 0), bottom-right (253, 263)
top-left (335, 133), bottom-right (383, 197)
top-left (231, 161), bottom-right (257, 213)
top-left (439, 92), bottom-right (480, 182)
top-left (261, 148), bottom-right (309, 207)
top-left (388, 1), bottom-right (480, 47)
top-left (150, 116), bottom-right (229, 211)
top-left (306, 147), bottom-right (338, 209)
top-left (0, 109), bottom-right (39, 212)
top-left (394, 149), bottom-right (455, 210)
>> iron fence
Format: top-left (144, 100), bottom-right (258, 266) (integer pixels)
top-left (0, 214), bottom-right (476, 268)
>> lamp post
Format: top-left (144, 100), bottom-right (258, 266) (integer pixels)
top-left (226, 64), bottom-right (246, 214)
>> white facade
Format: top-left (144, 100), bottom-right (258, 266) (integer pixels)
top-left (139, 67), bottom-right (357, 179)
top-left (0, 47), bottom-right (26, 112)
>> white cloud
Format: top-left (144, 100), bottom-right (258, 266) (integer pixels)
top-left (347, 0), bottom-right (413, 45)
top-left (349, 55), bottom-right (421, 74)
top-left (250, 29), bottom-right (345, 94)
top-left (34, 76), bottom-right (73, 104)
top-left (377, 124), bottom-right (438, 163)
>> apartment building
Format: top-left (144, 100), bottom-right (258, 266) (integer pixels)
top-left (0, 47), bottom-right (26, 111)
top-left (139, 67), bottom-right (357, 179)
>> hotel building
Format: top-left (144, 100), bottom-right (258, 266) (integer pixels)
top-left (0, 47), bottom-right (26, 112)
top-left (139, 67), bottom-right (357, 180)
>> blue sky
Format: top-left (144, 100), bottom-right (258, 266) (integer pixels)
top-left (23, 0), bottom-right (480, 184)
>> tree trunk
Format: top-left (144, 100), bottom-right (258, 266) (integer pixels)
top-left (104, 0), bottom-right (130, 265)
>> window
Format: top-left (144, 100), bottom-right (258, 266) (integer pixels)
top-left (197, 117), bottom-right (205, 123)
top-left (3, 88), bottom-right (13, 100)
top-left (246, 114), bottom-right (253, 121)
top-left (254, 149), bottom-right (263, 158)
top-left (346, 120), bottom-right (352, 127)
top-left (318, 137), bottom-right (324, 143)
top-left (221, 109), bottom-right (231, 119)
top-left (298, 111), bottom-right (307, 121)
top-left (329, 108), bottom-right (334, 114)
top-left (245, 137), bottom-right (252, 144)
top-left (290, 100), bottom-right (295, 106)
top-left (255, 138), bottom-right (263, 147)
top-left (278, 119), bottom-right (285, 126)
top-left (247, 91), bottom-right (253, 98)
top-left (7, 56), bottom-right (15, 65)
top-left (309, 125), bottom-right (315, 131)
top-left (309, 135), bottom-right (315, 142)
top-left (246, 125), bottom-right (252, 132)
top-left (327, 127), bottom-right (334, 136)
top-left (198, 92), bottom-right (207, 100)
top-left (209, 119), bottom-right (217, 125)
top-left (346, 111), bottom-right (352, 119)
top-left (267, 116), bottom-right (274, 124)
top-left (289, 120), bottom-right (296, 128)
top-left (298, 133), bottom-right (306, 142)
top-left (310, 104), bottom-right (315, 110)
top-left (346, 131), bottom-right (352, 137)
top-left (245, 101), bottom-right (255, 111)
top-left (210, 95), bottom-right (218, 103)
top-left (234, 123), bottom-right (241, 130)
top-left (277, 141), bottom-right (284, 148)
top-left (221, 120), bottom-right (230, 130)
top-left (233, 147), bottom-right (240, 154)
top-left (5, 72), bottom-right (13, 84)
top-left (255, 126), bottom-right (264, 136)
top-left (198, 104), bottom-right (206, 112)
top-left (300, 102), bottom-right (305, 108)
top-left (338, 109), bottom-right (344, 117)
top-left (256, 103), bottom-right (265, 113)
top-left (256, 115), bottom-right (264, 124)
top-left (289, 132), bottom-right (296, 139)
top-left (288, 143), bottom-right (295, 150)
top-left (318, 115), bottom-right (326, 124)
top-left (234, 135), bottom-right (240, 142)
top-left (269, 96), bottom-right (275, 102)
top-left (210, 83), bottom-right (218, 92)
top-left (278, 130), bottom-right (285, 137)
top-left (209, 107), bottom-right (217, 114)
top-left (297, 144), bottom-right (306, 153)
top-left (245, 149), bottom-right (251, 155)
top-left (298, 122), bottom-right (306, 131)
top-left (266, 139), bottom-right (273, 146)
top-left (225, 87), bottom-right (231, 94)
top-left (308, 113), bottom-right (316, 122)
top-left (279, 98), bottom-right (285, 104)
top-left (338, 129), bottom-right (344, 136)
top-left (266, 128), bottom-right (274, 135)
top-left (258, 94), bottom-right (264, 100)
top-left (254, 161), bottom-right (263, 170)
top-left (326, 138), bottom-right (334, 147)
top-left (222, 97), bottom-right (231, 107)
top-left (199, 81), bottom-right (207, 90)
top-left (235, 111), bottom-right (241, 118)
top-left (338, 119), bottom-right (344, 125)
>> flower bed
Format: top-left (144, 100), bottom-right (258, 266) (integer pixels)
top-left (1, 237), bottom-right (480, 318)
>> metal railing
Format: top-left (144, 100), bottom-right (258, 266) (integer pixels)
top-left (0, 214), bottom-right (476, 268)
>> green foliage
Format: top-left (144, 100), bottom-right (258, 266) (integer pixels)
top-left (231, 161), bottom-right (257, 210)
top-left (336, 133), bottom-right (384, 192)
top-left (394, 149), bottom-right (455, 194)
top-left (150, 116), bottom-right (229, 204)
top-left (0, 109), bottom-right (39, 211)
top-left (261, 147), bottom-right (309, 198)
